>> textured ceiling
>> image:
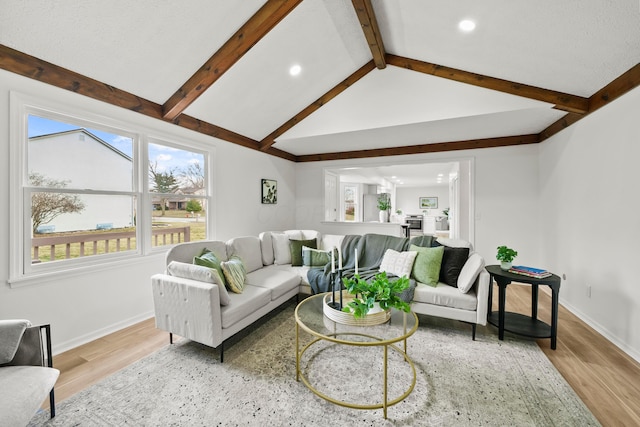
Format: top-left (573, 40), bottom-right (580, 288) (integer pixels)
top-left (0, 0), bottom-right (638, 159)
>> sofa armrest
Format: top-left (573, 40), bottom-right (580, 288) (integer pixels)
top-left (151, 274), bottom-right (224, 348)
top-left (474, 270), bottom-right (490, 325)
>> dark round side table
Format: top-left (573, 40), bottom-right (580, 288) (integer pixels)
top-left (485, 265), bottom-right (561, 349)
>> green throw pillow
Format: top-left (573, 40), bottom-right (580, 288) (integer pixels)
top-left (193, 248), bottom-right (227, 288)
top-left (410, 244), bottom-right (444, 287)
top-left (302, 246), bottom-right (332, 267)
top-left (220, 256), bottom-right (246, 293)
top-left (290, 238), bottom-right (317, 267)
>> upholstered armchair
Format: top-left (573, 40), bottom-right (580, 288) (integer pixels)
top-left (0, 319), bottom-right (59, 426)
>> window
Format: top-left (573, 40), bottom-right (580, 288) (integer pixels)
top-left (342, 184), bottom-right (359, 222)
top-left (10, 94), bottom-right (211, 284)
top-left (148, 141), bottom-right (208, 247)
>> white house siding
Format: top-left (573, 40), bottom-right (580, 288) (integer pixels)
top-left (29, 130), bottom-right (133, 232)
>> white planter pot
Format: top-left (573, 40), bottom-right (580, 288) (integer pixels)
top-left (379, 210), bottom-right (389, 222)
top-left (500, 261), bottom-right (512, 271)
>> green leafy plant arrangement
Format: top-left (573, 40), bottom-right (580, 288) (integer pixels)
top-left (377, 194), bottom-right (391, 211)
top-left (496, 245), bottom-right (518, 263)
top-left (342, 272), bottom-right (411, 318)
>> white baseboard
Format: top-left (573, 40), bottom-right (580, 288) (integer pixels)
top-left (559, 298), bottom-right (640, 364)
top-left (52, 310), bottom-right (155, 355)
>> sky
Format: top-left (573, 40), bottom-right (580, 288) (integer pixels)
top-left (28, 114), bottom-right (204, 174)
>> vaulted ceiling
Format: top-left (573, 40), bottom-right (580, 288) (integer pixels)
top-left (1, 0), bottom-right (639, 162)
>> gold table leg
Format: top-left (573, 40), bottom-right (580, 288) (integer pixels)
top-left (295, 322), bottom-right (300, 382)
top-left (383, 344), bottom-right (388, 419)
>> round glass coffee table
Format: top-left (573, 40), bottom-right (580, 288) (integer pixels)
top-left (295, 293), bottom-right (419, 419)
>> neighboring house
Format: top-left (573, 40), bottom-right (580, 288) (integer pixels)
top-left (152, 186), bottom-right (206, 211)
top-left (29, 129), bottom-right (133, 233)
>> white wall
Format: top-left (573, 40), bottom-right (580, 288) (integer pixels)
top-left (0, 69), bottom-right (297, 353)
top-left (396, 185), bottom-right (449, 216)
top-left (539, 86), bottom-right (640, 362)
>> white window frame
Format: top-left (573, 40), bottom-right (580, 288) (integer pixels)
top-left (9, 92), bottom-right (213, 287)
top-left (340, 183), bottom-right (359, 222)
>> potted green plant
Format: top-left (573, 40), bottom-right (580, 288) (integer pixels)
top-left (341, 272), bottom-right (411, 319)
top-left (496, 245), bottom-right (518, 270)
top-left (377, 194), bottom-right (391, 222)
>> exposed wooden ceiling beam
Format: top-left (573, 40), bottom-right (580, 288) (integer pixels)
top-left (538, 63), bottom-right (640, 142)
top-left (537, 113), bottom-right (583, 141)
top-left (351, 0), bottom-right (386, 69)
top-left (161, 0), bottom-right (303, 121)
top-left (589, 63), bottom-right (640, 112)
top-left (259, 60), bottom-right (376, 151)
top-left (0, 44), bottom-right (163, 118)
top-left (386, 54), bottom-right (590, 114)
top-left (296, 134), bottom-right (540, 162)
top-left (0, 44), bottom-right (295, 162)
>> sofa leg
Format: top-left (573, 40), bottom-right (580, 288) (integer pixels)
top-left (169, 332), bottom-right (173, 344)
top-left (220, 343), bottom-right (224, 363)
top-left (472, 323), bottom-right (477, 341)
top-left (49, 388), bottom-right (56, 418)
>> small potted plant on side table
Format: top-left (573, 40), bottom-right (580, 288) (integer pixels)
top-left (496, 245), bottom-right (518, 271)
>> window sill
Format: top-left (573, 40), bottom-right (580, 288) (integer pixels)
top-left (8, 251), bottom-right (165, 289)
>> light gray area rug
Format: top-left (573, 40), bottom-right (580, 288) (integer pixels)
top-left (30, 302), bottom-right (599, 426)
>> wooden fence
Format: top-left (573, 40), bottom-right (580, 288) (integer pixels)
top-left (32, 226), bottom-right (190, 262)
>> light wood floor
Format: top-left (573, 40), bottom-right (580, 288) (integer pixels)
top-left (45, 285), bottom-right (640, 426)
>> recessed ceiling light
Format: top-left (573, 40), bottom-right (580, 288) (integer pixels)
top-left (289, 64), bottom-right (301, 76)
top-left (458, 19), bottom-right (476, 32)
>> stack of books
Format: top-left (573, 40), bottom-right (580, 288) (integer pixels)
top-left (508, 265), bottom-right (552, 279)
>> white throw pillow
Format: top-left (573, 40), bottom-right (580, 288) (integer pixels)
top-left (167, 261), bottom-right (231, 305)
top-left (272, 233), bottom-right (292, 265)
top-left (457, 252), bottom-right (485, 293)
top-left (379, 249), bottom-right (418, 278)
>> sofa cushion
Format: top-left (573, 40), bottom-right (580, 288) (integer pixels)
top-left (258, 232), bottom-right (275, 266)
top-left (193, 249), bottom-right (227, 288)
top-left (410, 245), bottom-right (445, 287)
top-left (220, 285), bottom-right (271, 329)
top-left (272, 233), bottom-right (292, 265)
top-left (286, 230), bottom-right (320, 240)
top-left (439, 247), bottom-right (470, 288)
top-left (220, 256), bottom-right (247, 293)
top-left (245, 265), bottom-right (301, 300)
top-left (226, 236), bottom-right (263, 274)
top-left (0, 365), bottom-right (60, 427)
top-left (320, 234), bottom-right (344, 252)
top-left (379, 249), bottom-right (417, 278)
top-left (290, 238), bottom-right (317, 267)
top-left (168, 241), bottom-right (227, 265)
top-left (458, 252), bottom-right (485, 293)
top-left (167, 261), bottom-right (231, 305)
top-left (413, 282), bottom-right (477, 311)
top-left (269, 264), bottom-right (311, 286)
top-left (302, 246), bottom-right (331, 267)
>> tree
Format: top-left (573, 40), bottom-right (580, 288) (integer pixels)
top-left (180, 162), bottom-right (205, 190)
top-left (149, 162), bottom-right (179, 216)
top-left (29, 172), bottom-right (85, 235)
top-left (185, 199), bottom-right (202, 214)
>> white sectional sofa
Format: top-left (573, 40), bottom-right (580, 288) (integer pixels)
top-left (151, 230), bottom-right (489, 362)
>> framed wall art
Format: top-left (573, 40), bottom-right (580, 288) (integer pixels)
top-left (419, 197), bottom-right (438, 209)
top-left (261, 179), bottom-right (277, 204)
